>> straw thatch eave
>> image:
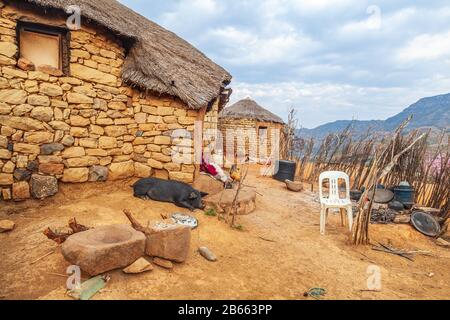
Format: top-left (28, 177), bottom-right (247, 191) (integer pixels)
top-left (219, 98), bottom-right (285, 124)
top-left (13, 0), bottom-right (232, 110)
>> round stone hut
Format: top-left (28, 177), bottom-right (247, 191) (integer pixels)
top-left (218, 98), bottom-right (285, 165)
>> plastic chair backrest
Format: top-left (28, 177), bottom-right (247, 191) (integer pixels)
top-left (319, 171), bottom-right (350, 201)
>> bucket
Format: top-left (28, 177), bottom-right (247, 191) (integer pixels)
top-left (393, 185), bottom-right (415, 209)
top-left (273, 160), bottom-right (296, 182)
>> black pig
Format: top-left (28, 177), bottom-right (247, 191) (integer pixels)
top-left (132, 178), bottom-right (208, 211)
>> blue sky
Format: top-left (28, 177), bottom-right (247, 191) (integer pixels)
top-left (119, 0), bottom-right (450, 128)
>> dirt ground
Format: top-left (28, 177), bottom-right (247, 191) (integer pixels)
top-left (1, 167), bottom-right (449, 300)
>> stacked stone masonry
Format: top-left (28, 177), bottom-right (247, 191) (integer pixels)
top-left (0, 3), bottom-right (205, 201)
top-left (218, 118), bottom-right (283, 165)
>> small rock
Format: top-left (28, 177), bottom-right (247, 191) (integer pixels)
top-left (17, 57), bottom-right (35, 71)
top-left (199, 247), bottom-right (217, 262)
top-left (0, 220), bottom-right (15, 233)
top-left (123, 258), bottom-right (154, 274)
top-left (436, 238), bottom-right (450, 247)
top-left (152, 257), bottom-right (173, 269)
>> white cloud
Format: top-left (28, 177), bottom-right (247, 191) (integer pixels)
top-left (396, 31), bottom-right (450, 63)
top-left (206, 26), bottom-right (319, 65)
top-left (158, 0), bottom-right (222, 32)
top-left (291, 0), bottom-right (356, 13)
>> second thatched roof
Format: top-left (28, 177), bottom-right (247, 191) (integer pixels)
top-left (17, 0), bottom-right (232, 110)
top-left (220, 98), bottom-right (284, 124)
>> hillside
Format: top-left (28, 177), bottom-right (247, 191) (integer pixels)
top-left (299, 93), bottom-right (450, 139)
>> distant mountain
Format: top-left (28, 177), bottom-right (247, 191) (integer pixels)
top-left (298, 93), bottom-right (450, 140)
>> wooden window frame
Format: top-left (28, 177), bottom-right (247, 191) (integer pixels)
top-left (17, 21), bottom-right (70, 75)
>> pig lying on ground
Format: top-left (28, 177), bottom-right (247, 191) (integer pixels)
top-left (133, 178), bottom-right (208, 211)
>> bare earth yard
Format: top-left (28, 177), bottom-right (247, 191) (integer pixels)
top-left (1, 167), bottom-right (449, 300)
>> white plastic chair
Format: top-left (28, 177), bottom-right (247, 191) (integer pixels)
top-left (319, 171), bottom-right (353, 235)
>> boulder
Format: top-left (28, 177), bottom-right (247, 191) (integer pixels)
top-left (30, 174), bottom-right (58, 199)
top-left (62, 224), bottom-right (146, 276)
top-left (192, 173), bottom-right (224, 196)
top-left (12, 181), bottom-right (30, 201)
top-left (145, 220), bottom-right (191, 263)
top-left (123, 257), bottom-right (154, 274)
top-left (0, 220), bottom-right (15, 233)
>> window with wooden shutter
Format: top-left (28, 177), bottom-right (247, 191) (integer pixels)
top-left (18, 22), bottom-right (69, 73)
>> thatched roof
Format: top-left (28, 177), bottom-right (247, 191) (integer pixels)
top-left (16, 0), bottom-right (232, 109)
top-left (219, 98), bottom-right (284, 124)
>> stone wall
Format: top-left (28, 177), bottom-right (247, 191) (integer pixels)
top-left (0, 3), bottom-right (204, 201)
top-left (218, 118), bottom-right (283, 165)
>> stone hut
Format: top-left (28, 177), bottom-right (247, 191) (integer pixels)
top-left (0, 0), bottom-right (232, 201)
top-left (218, 98), bottom-right (284, 165)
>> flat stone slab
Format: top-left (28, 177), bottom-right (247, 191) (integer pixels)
top-left (0, 220), bottom-right (15, 233)
top-left (146, 220), bottom-right (191, 263)
top-left (204, 187), bottom-right (256, 215)
top-left (123, 257), bottom-right (154, 274)
top-left (62, 224), bottom-right (146, 276)
top-left (153, 257), bottom-right (173, 269)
